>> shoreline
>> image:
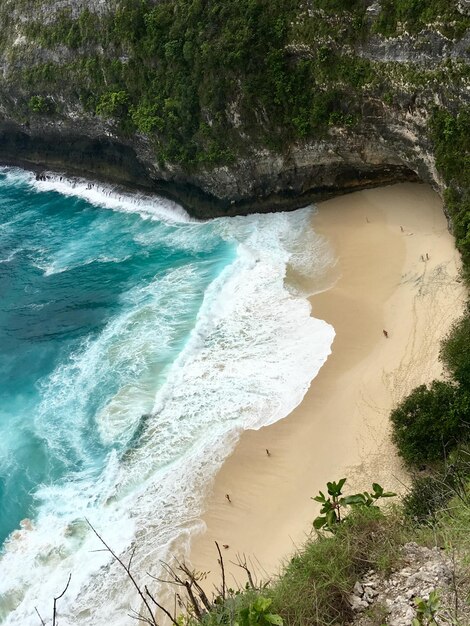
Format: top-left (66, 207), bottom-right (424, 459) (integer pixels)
top-left (0, 149), bottom-right (419, 220)
top-left (188, 182), bottom-right (466, 587)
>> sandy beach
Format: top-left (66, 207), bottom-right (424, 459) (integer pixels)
top-left (189, 182), bottom-right (466, 588)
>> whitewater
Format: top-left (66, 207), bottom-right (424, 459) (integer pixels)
top-left (0, 167), bottom-right (335, 625)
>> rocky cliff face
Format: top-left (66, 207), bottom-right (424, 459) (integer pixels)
top-left (0, 0), bottom-right (468, 217)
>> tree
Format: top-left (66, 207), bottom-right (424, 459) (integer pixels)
top-left (390, 380), bottom-right (463, 466)
top-left (440, 309), bottom-right (470, 387)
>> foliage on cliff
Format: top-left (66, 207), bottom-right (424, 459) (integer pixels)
top-left (0, 0), bottom-right (468, 173)
top-left (430, 107), bottom-right (470, 275)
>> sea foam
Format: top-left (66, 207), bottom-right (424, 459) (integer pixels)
top-left (0, 172), bottom-right (335, 625)
top-left (0, 166), bottom-right (191, 224)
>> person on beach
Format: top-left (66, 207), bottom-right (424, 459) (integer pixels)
top-left (266, 449), bottom-right (271, 456)
top-left (383, 329), bottom-right (389, 338)
top-left (225, 494), bottom-right (232, 503)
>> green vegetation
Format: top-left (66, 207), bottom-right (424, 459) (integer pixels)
top-left (237, 598), bottom-right (283, 626)
top-left (403, 445), bottom-right (470, 522)
top-left (390, 381), bottom-right (465, 467)
top-left (96, 90), bottom-right (129, 118)
top-left (181, 592), bottom-right (284, 626)
top-left (375, 0), bottom-right (470, 38)
top-left (312, 478), bottom-right (396, 532)
top-left (28, 94), bottom-right (54, 113)
top-left (412, 590), bottom-right (442, 626)
top-left (0, 0), bottom-right (467, 174)
top-left (403, 474), bottom-right (452, 523)
top-left (430, 107), bottom-right (470, 277)
top-left (271, 507), bottom-right (407, 626)
top-left (16, 0), bottom-right (322, 164)
top-left (179, 507), bottom-right (408, 626)
top-left (441, 309), bottom-right (470, 387)
top-left (2, 0), bottom-right (463, 171)
top-left (168, 477), bottom-right (470, 626)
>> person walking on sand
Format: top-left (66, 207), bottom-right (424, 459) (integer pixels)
top-left (225, 494), bottom-right (232, 503)
top-left (383, 329), bottom-right (389, 338)
top-left (266, 448), bottom-right (271, 456)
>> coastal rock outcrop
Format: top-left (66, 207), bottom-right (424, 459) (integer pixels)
top-left (350, 542), bottom-right (468, 626)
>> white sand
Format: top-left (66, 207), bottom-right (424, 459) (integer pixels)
top-left (189, 183), bottom-right (466, 588)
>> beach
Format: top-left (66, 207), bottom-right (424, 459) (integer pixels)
top-left (189, 182), bottom-right (466, 586)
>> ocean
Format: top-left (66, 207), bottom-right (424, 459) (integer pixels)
top-left (0, 166), bottom-right (335, 625)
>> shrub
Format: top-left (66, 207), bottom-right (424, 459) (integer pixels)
top-left (390, 380), bottom-right (463, 466)
top-left (441, 308), bottom-right (470, 387)
top-left (375, 0), bottom-right (470, 38)
top-left (28, 95), bottom-right (54, 113)
top-left (430, 108), bottom-right (470, 188)
top-left (403, 475), bottom-right (452, 523)
top-left (96, 90), bottom-right (129, 118)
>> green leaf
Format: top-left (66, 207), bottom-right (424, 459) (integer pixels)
top-left (414, 597), bottom-right (426, 610)
top-left (238, 607), bottom-right (249, 626)
top-left (372, 482), bottom-right (384, 495)
top-left (265, 614), bottom-right (283, 625)
top-left (428, 590), bottom-right (440, 612)
top-left (253, 597), bottom-right (272, 613)
top-left (313, 516), bottom-right (327, 529)
top-left (342, 494), bottom-right (366, 505)
top-left (327, 479), bottom-right (346, 496)
top-left (321, 500), bottom-right (334, 513)
top-left (326, 509), bottom-right (337, 528)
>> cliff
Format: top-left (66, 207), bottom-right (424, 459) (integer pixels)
top-left (0, 0), bottom-right (468, 218)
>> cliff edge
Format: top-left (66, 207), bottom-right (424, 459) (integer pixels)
top-left (0, 0), bottom-right (468, 218)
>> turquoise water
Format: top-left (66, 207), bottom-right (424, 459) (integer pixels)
top-left (0, 168), bottom-right (233, 546)
top-left (0, 168), bottom-right (335, 625)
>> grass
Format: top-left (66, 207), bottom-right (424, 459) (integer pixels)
top-left (269, 507), bottom-right (409, 626)
top-left (173, 506), bottom-right (411, 626)
top-left (184, 477), bottom-right (470, 626)
top-left (432, 479), bottom-right (470, 624)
